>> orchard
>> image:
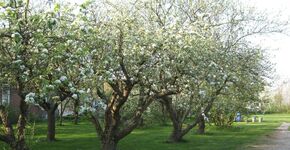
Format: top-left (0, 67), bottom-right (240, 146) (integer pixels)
top-left (0, 0), bottom-right (289, 150)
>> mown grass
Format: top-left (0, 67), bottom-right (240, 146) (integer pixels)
top-left (0, 114), bottom-right (289, 150)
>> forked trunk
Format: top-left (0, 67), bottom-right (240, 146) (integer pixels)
top-left (94, 82), bottom-right (134, 150)
top-left (162, 97), bottom-right (185, 142)
top-left (47, 110), bottom-right (56, 141)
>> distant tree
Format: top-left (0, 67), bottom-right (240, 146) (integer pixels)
top-left (274, 89), bottom-right (283, 106)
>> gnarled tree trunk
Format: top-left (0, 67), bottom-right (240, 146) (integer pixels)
top-left (99, 94), bottom-right (123, 150)
top-left (161, 96), bottom-right (199, 142)
top-left (91, 63), bottom-right (178, 150)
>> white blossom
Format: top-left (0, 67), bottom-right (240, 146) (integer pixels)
top-left (78, 90), bottom-right (85, 94)
top-left (54, 80), bottom-right (61, 84)
top-left (60, 76), bottom-right (68, 82)
top-left (72, 94), bottom-right (78, 99)
top-left (80, 105), bottom-right (96, 113)
top-left (42, 48), bottom-right (48, 53)
top-left (25, 92), bottom-right (36, 104)
top-left (12, 60), bottom-right (22, 64)
top-left (70, 87), bottom-right (76, 93)
top-left (20, 65), bottom-right (25, 70)
top-left (199, 90), bottom-right (206, 97)
top-left (46, 84), bottom-right (55, 90)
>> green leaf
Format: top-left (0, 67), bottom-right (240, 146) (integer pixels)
top-left (0, 2), bottom-right (5, 7)
top-left (54, 3), bottom-right (60, 12)
top-left (80, 0), bottom-right (94, 9)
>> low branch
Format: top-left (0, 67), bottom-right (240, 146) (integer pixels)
top-left (90, 115), bottom-right (104, 138)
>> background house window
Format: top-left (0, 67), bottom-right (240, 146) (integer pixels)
top-left (1, 84), bottom-right (10, 105)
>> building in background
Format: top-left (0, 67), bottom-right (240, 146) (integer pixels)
top-left (0, 84), bottom-right (46, 120)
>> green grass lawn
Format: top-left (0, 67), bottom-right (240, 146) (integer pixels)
top-left (1, 114), bottom-right (289, 150)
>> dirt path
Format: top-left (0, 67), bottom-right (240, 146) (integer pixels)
top-left (247, 122), bottom-right (290, 150)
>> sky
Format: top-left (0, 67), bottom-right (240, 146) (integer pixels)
top-left (247, 0), bottom-right (290, 83)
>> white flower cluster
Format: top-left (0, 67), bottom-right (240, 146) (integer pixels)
top-left (54, 76), bottom-right (69, 85)
top-left (93, 100), bottom-right (107, 110)
top-left (45, 84), bottom-right (55, 90)
top-left (80, 105), bottom-right (96, 113)
top-left (60, 76), bottom-right (68, 82)
top-left (72, 94), bottom-right (78, 99)
top-left (54, 80), bottom-right (61, 84)
top-left (25, 92), bottom-right (36, 104)
top-left (199, 90), bottom-right (206, 97)
top-left (78, 89), bottom-right (85, 94)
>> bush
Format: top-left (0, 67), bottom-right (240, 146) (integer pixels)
top-left (142, 102), bottom-right (169, 126)
top-left (210, 107), bottom-right (236, 127)
top-left (264, 103), bottom-right (290, 113)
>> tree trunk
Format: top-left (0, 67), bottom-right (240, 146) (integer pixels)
top-left (101, 105), bottom-right (121, 150)
top-left (197, 116), bottom-right (205, 134)
top-left (59, 115), bottom-right (63, 126)
top-left (15, 93), bottom-right (29, 150)
top-left (160, 103), bottom-right (168, 126)
top-left (101, 138), bottom-right (118, 150)
top-left (94, 82), bottom-right (136, 150)
top-left (59, 102), bottom-right (63, 126)
top-left (59, 100), bottom-right (69, 126)
top-left (73, 99), bottom-right (79, 125)
top-left (74, 111), bottom-right (79, 125)
top-left (0, 106), bottom-right (17, 149)
top-left (11, 142), bottom-right (29, 150)
top-left (47, 110), bottom-right (56, 141)
top-left (162, 97), bottom-right (185, 142)
top-left (73, 110), bottom-right (79, 125)
top-left (168, 123), bottom-right (183, 142)
top-left (15, 114), bottom-right (28, 149)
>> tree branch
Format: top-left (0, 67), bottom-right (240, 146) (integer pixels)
top-left (90, 115), bottom-right (104, 138)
